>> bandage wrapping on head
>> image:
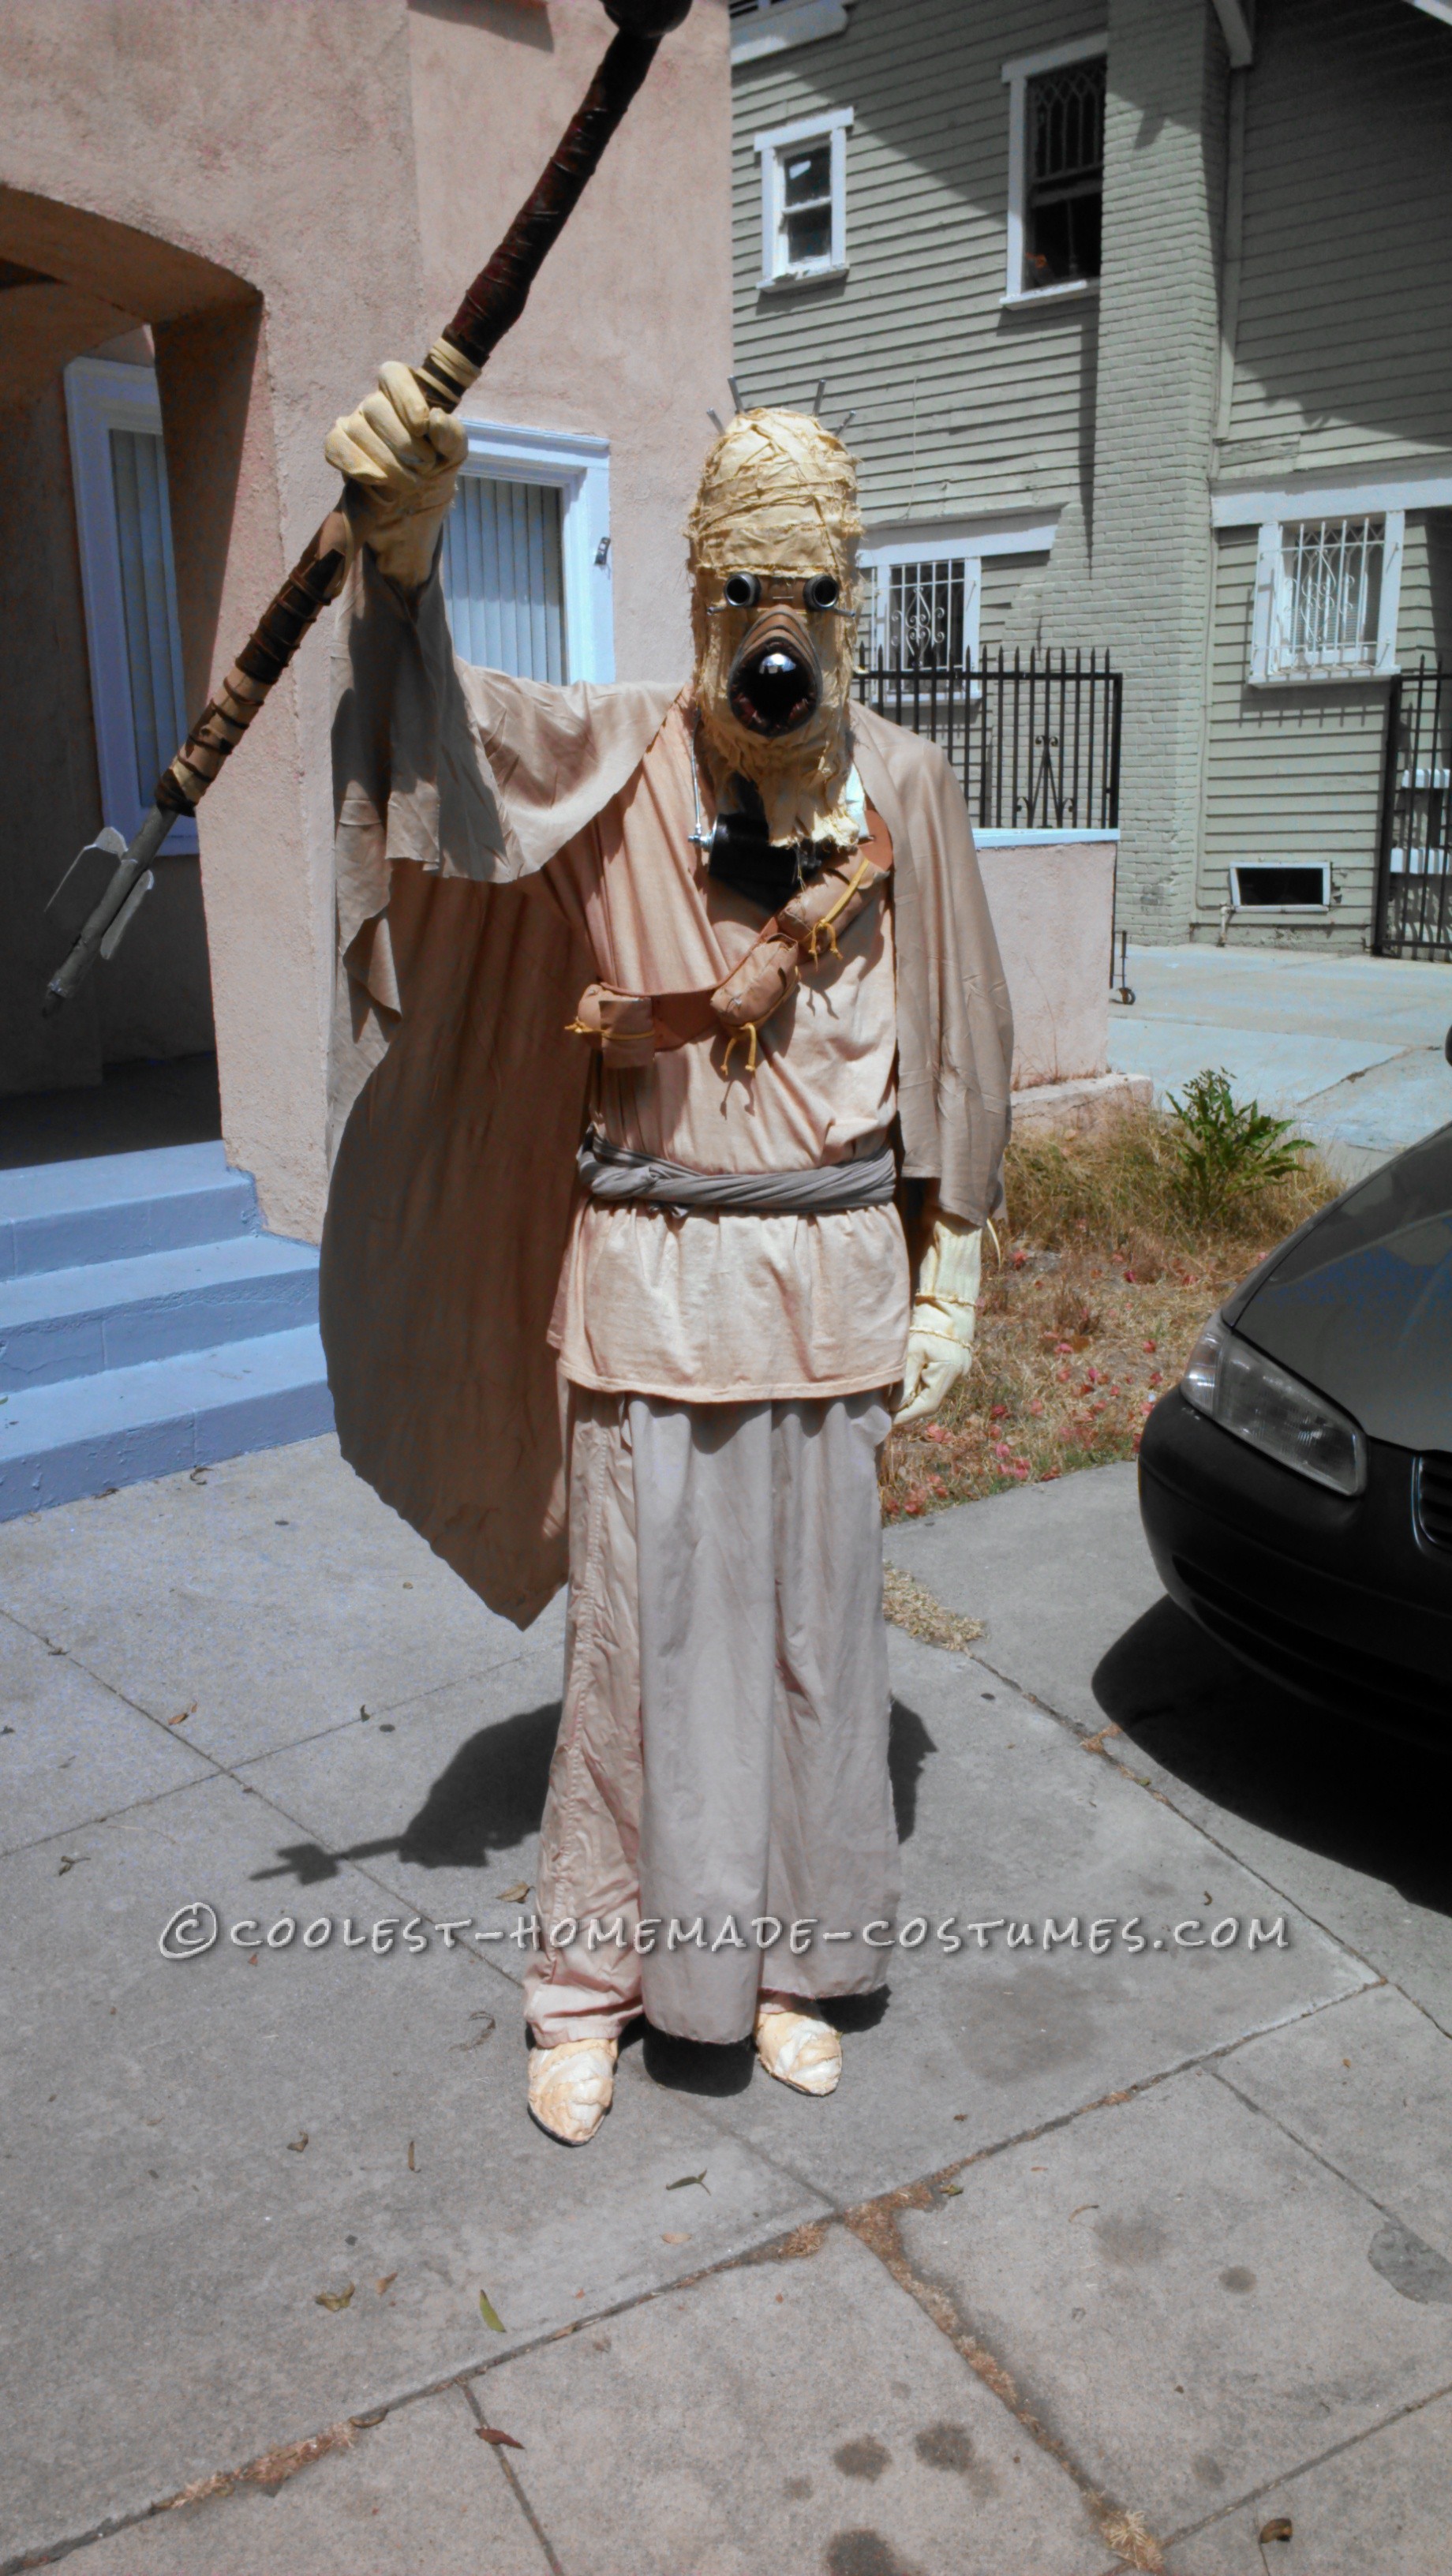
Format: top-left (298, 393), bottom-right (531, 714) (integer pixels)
top-left (686, 410), bottom-right (863, 848)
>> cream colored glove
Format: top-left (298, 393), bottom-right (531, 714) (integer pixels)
top-left (324, 360), bottom-right (466, 593)
top-left (894, 1212), bottom-right (982, 1427)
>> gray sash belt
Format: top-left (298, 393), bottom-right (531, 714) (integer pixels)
top-left (578, 1129), bottom-right (897, 1217)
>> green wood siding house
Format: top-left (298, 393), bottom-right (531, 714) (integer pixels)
top-left (731, 0), bottom-right (1452, 953)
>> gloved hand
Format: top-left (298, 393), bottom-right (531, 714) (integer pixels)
top-left (894, 1211), bottom-right (982, 1427)
top-left (324, 361), bottom-right (466, 593)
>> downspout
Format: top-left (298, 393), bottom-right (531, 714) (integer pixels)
top-left (1193, 6), bottom-right (1252, 934)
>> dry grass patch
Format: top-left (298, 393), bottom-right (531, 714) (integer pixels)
top-left (882, 1565), bottom-right (985, 1650)
top-left (881, 1100), bottom-right (1339, 1524)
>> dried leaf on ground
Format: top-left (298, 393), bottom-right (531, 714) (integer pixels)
top-left (1098, 2505), bottom-right (1164, 2573)
top-left (478, 2288), bottom-right (507, 2332)
top-left (314, 2283), bottom-right (355, 2312)
top-left (497, 1881), bottom-right (531, 1903)
top-left (455, 2012), bottom-right (496, 2053)
top-left (56, 1855), bottom-right (86, 1876)
top-left (286, 2131), bottom-right (309, 2153)
top-left (1082, 1723), bottom-right (1123, 1755)
top-left (661, 2230), bottom-right (690, 2244)
top-left (882, 1565), bottom-right (985, 1651)
top-left (666, 2170), bottom-right (710, 2192)
top-left (475, 2424), bottom-right (523, 2449)
top-left (1259, 2519), bottom-right (1293, 2545)
top-left (406, 2139), bottom-right (415, 2171)
top-left (167, 1702), bottom-right (197, 1726)
top-left (375, 2272), bottom-right (397, 2294)
top-left (159, 2424), bottom-right (354, 2511)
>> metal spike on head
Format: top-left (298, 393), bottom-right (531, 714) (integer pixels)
top-left (813, 378), bottom-right (826, 414)
top-left (706, 408), bottom-right (724, 435)
top-left (728, 376), bottom-right (745, 417)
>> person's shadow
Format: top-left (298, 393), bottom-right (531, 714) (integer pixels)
top-left (250, 1698), bottom-right (562, 1886)
top-left (1092, 1599), bottom-right (1452, 1920)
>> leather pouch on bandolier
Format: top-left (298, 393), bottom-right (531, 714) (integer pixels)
top-left (567, 808), bottom-right (894, 1076)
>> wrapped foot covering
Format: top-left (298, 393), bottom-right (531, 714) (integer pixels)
top-left (527, 2036), bottom-right (618, 2144)
top-left (754, 1998), bottom-right (842, 2096)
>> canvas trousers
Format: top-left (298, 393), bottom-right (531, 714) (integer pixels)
top-left (523, 1383), bottom-right (900, 2047)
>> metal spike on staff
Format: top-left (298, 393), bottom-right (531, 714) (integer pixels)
top-left (42, 0), bottom-right (693, 1017)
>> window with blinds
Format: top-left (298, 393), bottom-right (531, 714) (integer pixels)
top-left (109, 427), bottom-right (188, 807)
top-left (441, 473), bottom-right (567, 682)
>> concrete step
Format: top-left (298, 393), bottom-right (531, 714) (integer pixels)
top-left (0, 1141), bottom-right (259, 1279)
top-left (0, 1234), bottom-right (320, 1394)
top-left (0, 1324), bottom-right (334, 1521)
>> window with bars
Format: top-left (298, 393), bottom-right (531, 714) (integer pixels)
top-left (859, 560), bottom-right (970, 670)
top-left (1024, 56), bottom-right (1105, 290)
top-left (1249, 511), bottom-right (1403, 683)
top-left (440, 474), bottom-right (567, 683)
top-left (857, 550), bottom-right (982, 672)
top-left (1281, 518), bottom-right (1383, 667)
top-left (754, 109), bottom-right (852, 284)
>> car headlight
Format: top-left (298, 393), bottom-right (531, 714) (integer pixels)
top-left (1181, 1312), bottom-right (1367, 1497)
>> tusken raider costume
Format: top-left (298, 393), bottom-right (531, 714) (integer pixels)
top-left (320, 377), bottom-right (1012, 2144)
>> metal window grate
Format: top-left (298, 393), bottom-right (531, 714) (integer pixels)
top-left (1025, 58), bottom-right (1105, 288)
top-left (108, 426), bottom-right (187, 808)
top-left (855, 646), bottom-right (1121, 833)
top-left (859, 561), bottom-right (968, 670)
top-left (441, 474), bottom-right (566, 683)
top-left (1376, 660), bottom-right (1451, 959)
top-left (1280, 517), bottom-right (1383, 667)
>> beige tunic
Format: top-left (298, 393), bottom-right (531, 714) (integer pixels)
top-left (541, 706), bottom-right (909, 1402)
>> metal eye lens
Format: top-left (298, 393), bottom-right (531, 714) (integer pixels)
top-left (803, 574), bottom-right (840, 612)
top-left (723, 571), bottom-right (762, 610)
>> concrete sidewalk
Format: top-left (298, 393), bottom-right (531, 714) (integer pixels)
top-left (1107, 945), bottom-right (1452, 1178)
top-left (4, 1438), bottom-right (1451, 2574)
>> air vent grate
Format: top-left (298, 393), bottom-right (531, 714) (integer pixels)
top-left (1416, 1454), bottom-right (1452, 1552)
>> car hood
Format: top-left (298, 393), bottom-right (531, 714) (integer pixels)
top-left (1225, 1121), bottom-right (1452, 1451)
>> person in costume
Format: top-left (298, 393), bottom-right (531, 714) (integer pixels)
top-left (320, 365), bottom-right (1012, 2145)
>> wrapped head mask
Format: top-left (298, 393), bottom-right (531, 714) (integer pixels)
top-left (687, 408), bottom-right (863, 851)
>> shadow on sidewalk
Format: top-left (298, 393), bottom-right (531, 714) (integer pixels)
top-left (1092, 1598), bottom-right (1452, 1919)
top-left (251, 1698), bottom-right (937, 1890)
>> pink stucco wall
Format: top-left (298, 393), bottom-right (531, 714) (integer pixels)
top-left (0, 0), bottom-right (731, 1234)
top-left (976, 837), bottom-right (1116, 1090)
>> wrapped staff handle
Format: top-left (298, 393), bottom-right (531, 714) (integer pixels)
top-left (43, 0), bottom-right (690, 1016)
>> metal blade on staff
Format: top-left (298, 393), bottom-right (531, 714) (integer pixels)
top-left (42, 0), bottom-right (692, 1018)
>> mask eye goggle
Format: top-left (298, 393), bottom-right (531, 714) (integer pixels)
top-left (709, 571), bottom-right (848, 616)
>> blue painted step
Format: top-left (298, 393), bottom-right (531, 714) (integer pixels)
top-left (0, 1140), bottom-right (258, 1278)
top-left (0, 1326), bottom-right (334, 1518)
top-left (0, 1234), bottom-right (319, 1392)
top-left (0, 1144), bottom-right (334, 1521)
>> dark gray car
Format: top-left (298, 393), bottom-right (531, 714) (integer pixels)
top-left (1139, 1121), bottom-right (1452, 1741)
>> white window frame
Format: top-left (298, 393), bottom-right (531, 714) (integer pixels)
top-left (754, 107), bottom-right (853, 290)
top-left (448, 419), bottom-right (613, 682)
top-left (857, 513), bottom-right (1060, 668)
top-left (1001, 33), bottom-right (1107, 309)
top-left (732, 0), bottom-right (853, 62)
top-left (64, 354), bottom-right (196, 852)
top-left (1246, 508), bottom-right (1404, 686)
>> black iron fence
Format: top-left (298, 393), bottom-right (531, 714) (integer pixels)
top-left (1376, 660), bottom-right (1451, 961)
top-left (854, 646), bottom-right (1122, 834)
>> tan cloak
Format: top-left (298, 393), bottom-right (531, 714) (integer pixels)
top-left (320, 552), bottom-right (1012, 1629)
